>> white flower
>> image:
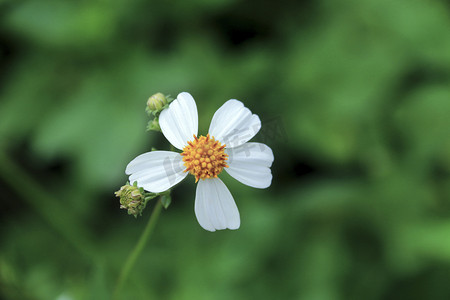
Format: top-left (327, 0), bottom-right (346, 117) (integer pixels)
top-left (126, 92), bottom-right (274, 231)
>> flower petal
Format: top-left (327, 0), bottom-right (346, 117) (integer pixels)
top-left (225, 143), bottom-right (274, 189)
top-left (159, 92), bottom-right (198, 150)
top-left (126, 151), bottom-right (188, 193)
top-left (194, 178), bottom-right (240, 232)
top-left (208, 100), bottom-right (261, 148)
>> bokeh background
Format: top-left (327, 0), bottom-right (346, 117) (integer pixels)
top-left (1, 0), bottom-right (450, 299)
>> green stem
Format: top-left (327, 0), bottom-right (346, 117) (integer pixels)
top-left (113, 197), bottom-right (164, 299)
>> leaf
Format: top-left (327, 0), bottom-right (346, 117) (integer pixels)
top-left (160, 195), bottom-right (172, 209)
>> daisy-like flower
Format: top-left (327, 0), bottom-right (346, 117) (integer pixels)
top-left (125, 92), bottom-right (274, 231)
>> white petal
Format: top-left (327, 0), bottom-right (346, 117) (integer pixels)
top-left (225, 143), bottom-right (274, 189)
top-left (194, 178), bottom-right (240, 232)
top-left (126, 151), bottom-right (188, 193)
top-left (208, 100), bottom-right (261, 148)
top-left (159, 92), bottom-right (198, 150)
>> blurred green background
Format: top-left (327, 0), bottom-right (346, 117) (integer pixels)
top-left (1, 0), bottom-right (450, 299)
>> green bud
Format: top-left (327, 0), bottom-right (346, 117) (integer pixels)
top-left (115, 183), bottom-right (146, 217)
top-left (147, 117), bottom-right (161, 132)
top-left (147, 93), bottom-right (168, 112)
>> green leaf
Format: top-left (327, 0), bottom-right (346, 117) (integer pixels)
top-left (160, 195), bottom-right (172, 209)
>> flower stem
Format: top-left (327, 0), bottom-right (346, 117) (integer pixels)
top-left (113, 197), bottom-right (164, 299)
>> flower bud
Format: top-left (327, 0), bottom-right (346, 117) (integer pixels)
top-left (147, 93), bottom-right (168, 112)
top-left (147, 117), bottom-right (161, 132)
top-left (115, 183), bottom-right (146, 217)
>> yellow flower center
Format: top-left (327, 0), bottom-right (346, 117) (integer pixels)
top-left (181, 134), bottom-right (228, 182)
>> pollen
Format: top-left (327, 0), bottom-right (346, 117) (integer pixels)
top-left (181, 134), bottom-right (228, 182)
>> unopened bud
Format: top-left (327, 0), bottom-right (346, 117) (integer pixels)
top-left (147, 93), bottom-right (168, 111)
top-left (115, 183), bottom-right (146, 217)
top-left (147, 117), bottom-right (161, 132)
